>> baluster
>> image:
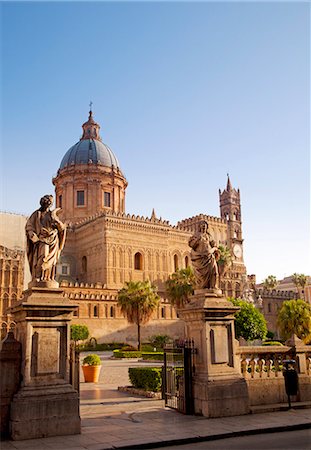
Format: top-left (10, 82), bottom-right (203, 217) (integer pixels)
top-left (249, 356), bottom-right (256, 378)
top-left (241, 357), bottom-right (248, 377)
top-left (274, 355), bottom-right (280, 377)
top-left (258, 358), bottom-right (265, 378)
top-left (266, 358), bottom-right (273, 378)
top-left (307, 357), bottom-right (311, 376)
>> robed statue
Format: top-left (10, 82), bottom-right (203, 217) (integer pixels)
top-left (25, 195), bottom-right (66, 283)
top-left (189, 220), bottom-right (220, 290)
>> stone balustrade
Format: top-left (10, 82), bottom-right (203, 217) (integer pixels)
top-left (237, 345), bottom-right (311, 378)
top-left (237, 346), bottom-right (292, 379)
top-left (236, 343), bottom-right (311, 406)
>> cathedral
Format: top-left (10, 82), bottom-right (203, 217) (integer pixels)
top-left (49, 109), bottom-right (247, 342)
top-left (0, 109), bottom-right (248, 343)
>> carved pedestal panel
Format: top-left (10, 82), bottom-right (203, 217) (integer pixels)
top-left (9, 287), bottom-right (80, 440)
top-left (179, 289), bottom-right (250, 418)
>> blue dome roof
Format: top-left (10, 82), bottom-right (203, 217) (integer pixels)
top-left (59, 139), bottom-right (121, 170)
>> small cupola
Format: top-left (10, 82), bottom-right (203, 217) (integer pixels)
top-left (81, 110), bottom-right (101, 141)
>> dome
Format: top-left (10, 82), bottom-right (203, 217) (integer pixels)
top-left (59, 139), bottom-right (120, 170)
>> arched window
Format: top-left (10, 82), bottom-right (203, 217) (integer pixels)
top-left (235, 283), bottom-right (241, 298)
top-left (134, 252), bottom-right (143, 270)
top-left (227, 283), bottom-right (232, 298)
top-left (82, 256), bottom-right (87, 273)
top-left (110, 306), bottom-right (115, 318)
top-left (185, 256), bottom-right (189, 268)
top-left (94, 305), bottom-right (99, 317)
top-left (173, 254), bottom-right (178, 271)
top-left (1, 322), bottom-right (8, 340)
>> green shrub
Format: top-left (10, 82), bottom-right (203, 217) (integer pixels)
top-left (129, 367), bottom-right (162, 392)
top-left (262, 341), bottom-right (284, 346)
top-left (113, 350), bottom-right (142, 358)
top-left (121, 345), bottom-right (138, 351)
top-left (149, 334), bottom-right (172, 349)
top-left (78, 342), bottom-right (124, 352)
top-left (266, 330), bottom-right (275, 340)
top-left (141, 344), bottom-right (155, 352)
top-left (82, 354), bottom-right (101, 366)
top-left (71, 324), bottom-right (89, 343)
top-left (141, 352), bottom-right (164, 361)
top-left (229, 298), bottom-right (267, 341)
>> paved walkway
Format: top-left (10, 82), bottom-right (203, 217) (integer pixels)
top-left (2, 353), bottom-right (311, 450)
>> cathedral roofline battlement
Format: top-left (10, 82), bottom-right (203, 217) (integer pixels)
top-left (60, 280), bottom-right (108, 290)
top-left (177, 213), bottom-right (226, 228)
top-left (256, 288), bottom-right (298, 299)
top-left (60, 280), bottom-right (119, 300)
top-left (69, 210), bottom-right (223, 235)
top-left (69, 209), bottom-right (194, 231)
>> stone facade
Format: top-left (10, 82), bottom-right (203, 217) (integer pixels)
top-left (50, 112), bottom-right (248, 342)
top-left (0, 246), bottom-right (25, 338)
top-left (255, 288), bottom-right (297, 339)
top-left (59, 280), bottom-right (184, 343)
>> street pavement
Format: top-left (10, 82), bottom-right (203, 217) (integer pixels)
top-left (1, 352), bottom-right (311, 450)
top-left (158, 429), bottom-right (311, 450)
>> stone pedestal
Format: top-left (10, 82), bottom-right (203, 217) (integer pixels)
top-left (9, 286), bottom-right (81, 440)
top-left (179, 289), bottom-right (250, 418)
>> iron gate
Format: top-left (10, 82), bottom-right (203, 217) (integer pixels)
top-left (163, 339), bottom-right (195, 414)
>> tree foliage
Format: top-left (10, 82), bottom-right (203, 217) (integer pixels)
top-left (165, 266), bottom-right (195, 308)
top-left (217, 245), bottom-right (232, 280)
top-left (263, 275), bottom-right (278, 290)
top-left (118, 280), bottom-right (160, 350)
top-left (229, 298), bottom-right (267, 341)
top-left (70, 324), bottom-right (89, 343)
top-left (277, 299), bottom-right (311, 343)
top-left (292, 273), bottom-right (308, 299)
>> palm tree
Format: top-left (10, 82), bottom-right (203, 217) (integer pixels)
top-left (165, 266), bottom-right (195, 309)
top-left (277, 299), bottom-right (311, 343)
top-left (263, 275), bottom-right (278, 290)
top-left (217, 245), bottom-right (232, 282)
top-left (118, 280), bottom-right (160, 350)
top-left (292, 273), bottom-right (308, 299)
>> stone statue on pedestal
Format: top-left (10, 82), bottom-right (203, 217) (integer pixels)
top-left (25, 194), bottom-right (66, 284)
top-left (189, 220), bottom-right (220, 290)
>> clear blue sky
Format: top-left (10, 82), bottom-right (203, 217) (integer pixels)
top-left (1, 1), bottom-right (310, 283)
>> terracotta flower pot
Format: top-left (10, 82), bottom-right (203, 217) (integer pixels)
top-left (82, 365), bottom-right (102, 382)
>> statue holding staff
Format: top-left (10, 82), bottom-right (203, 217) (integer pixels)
top-left (25, 194), bottom-right (66, 283)
top-left (189, 220), bottom-right (220, 290)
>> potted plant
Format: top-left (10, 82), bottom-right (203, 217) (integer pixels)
top-left (82, 354), bottom-right (102, 382)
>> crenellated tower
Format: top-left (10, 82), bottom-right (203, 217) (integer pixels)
top-left (219, 175), bottom-right (244, 261)
top-left (219, 175), bottom-right (246, 297)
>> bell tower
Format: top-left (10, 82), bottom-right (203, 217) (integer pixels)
top-left (219, 175), bottom-right (244, 263)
